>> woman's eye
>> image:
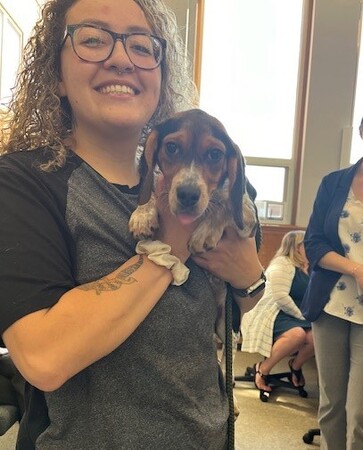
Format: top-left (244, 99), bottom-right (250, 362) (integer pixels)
top-left (165, 142), bottom-right (179, 156)
top-left (130, 44), bottom-right (152, 55)
top-left (80, 37), bottom-right (105, 47)
top-left (206, 149), bottom-right (224, 163)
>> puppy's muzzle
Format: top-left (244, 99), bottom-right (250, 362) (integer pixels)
top-left (177, 184), bottom-right (201, 209)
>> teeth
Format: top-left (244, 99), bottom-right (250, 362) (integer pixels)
top-left (99, 85), bottom-right (136, 95)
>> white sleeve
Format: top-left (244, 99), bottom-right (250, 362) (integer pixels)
top-left (266, 257), bottom-right (305, 320)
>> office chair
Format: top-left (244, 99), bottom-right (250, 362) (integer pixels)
top-left (234, 361), bottom-right (308, 402)
top-left (302, 428), bottom-right (320, 444)
top-left (0, 405), bottom-right (19, 436)
top-left (0, 353), bottom-right (24, 436)
top-left (231, 297), bottom-right (308, 402)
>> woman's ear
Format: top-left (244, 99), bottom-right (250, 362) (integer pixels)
top-left (57, 79), bottom-right (67, 97)
top-left (227, 143), bottom-right (245, 230)
top-left (57, 65), bottom-right (67, 97)
top-left (138, 129), bottom-right (160, 205)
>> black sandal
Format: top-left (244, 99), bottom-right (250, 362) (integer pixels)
top-left (253, 362), bottom-right (271, 393)
top-left (288, 358), bottom-right (305, 387)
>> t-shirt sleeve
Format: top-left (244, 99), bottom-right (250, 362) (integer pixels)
top-left (0, 156), bottom-right (76, 340)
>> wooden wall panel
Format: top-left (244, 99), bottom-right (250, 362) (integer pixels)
top-left (258, 224), bottom-right (306, 269)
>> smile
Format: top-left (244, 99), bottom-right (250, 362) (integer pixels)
top-left (97, 85), bottom-right (137, 95)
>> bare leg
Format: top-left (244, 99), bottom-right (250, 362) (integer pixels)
top-left (255, 327), bottom-right (313, 390)
top-left (289, 329), bottom-right (315, 386)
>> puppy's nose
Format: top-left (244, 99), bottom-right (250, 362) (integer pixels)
top-left (177, 185), bottom-right (200, 208)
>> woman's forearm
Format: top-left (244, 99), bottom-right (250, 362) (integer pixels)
top-left (3, 255), bottom-right (172, 391)
top-left (319, 251), bottom-right (359, 275)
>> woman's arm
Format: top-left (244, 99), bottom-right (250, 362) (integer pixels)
top-left (304, 173), bottom-right (345, 270)
top-left (3, 256), bottom-right (173, 392)
top-left (318, 251), bottom-right (363, 291)
top-left (3, 200), bottom-right (195, 393)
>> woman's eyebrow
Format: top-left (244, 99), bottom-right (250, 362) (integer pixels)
top-left (73, 19), bottom-right (153, 34)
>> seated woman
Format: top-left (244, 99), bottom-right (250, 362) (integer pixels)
top-left (241, 230), bottom-right (314, 394)
top-left (0, 350), bottom-right (25, 418)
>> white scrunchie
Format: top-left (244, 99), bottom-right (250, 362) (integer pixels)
top-left (135, 239), bottom-right (190, 286)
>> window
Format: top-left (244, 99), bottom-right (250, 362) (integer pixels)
top-left (0, 6), bottom-right (22, 108)
top-left (199, 0), bottom-right (306, 223)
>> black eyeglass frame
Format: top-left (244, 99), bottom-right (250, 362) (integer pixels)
top-left (61, 24), bottom-right (167, 70)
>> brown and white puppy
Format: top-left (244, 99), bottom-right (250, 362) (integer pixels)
top-left (129, 109), bottom-right (258, 417)
top-left (129, 108), bottom-right (257, 250)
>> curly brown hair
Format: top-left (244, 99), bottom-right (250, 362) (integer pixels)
top-left (0, 0), bottom-right (198, 170)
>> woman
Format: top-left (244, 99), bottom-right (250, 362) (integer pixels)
top-left (301, 130), bottom-right (363, 449)
top-left (0, 1), bottom-right (264, 448)
top-left (242, 230), bottom-right (314, 394)
top-left (0, 351), bottom-right (25, 420)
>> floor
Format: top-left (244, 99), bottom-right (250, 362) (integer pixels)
top-left (234, 350), bottom-right (320, 449)
top-left (0, 351), bottom-right (320, 449)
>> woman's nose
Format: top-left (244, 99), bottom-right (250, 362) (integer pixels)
top-left (103, 40), bottom-right (135, 72)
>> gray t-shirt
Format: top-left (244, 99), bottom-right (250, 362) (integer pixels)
top-left (0, 149), bottom-right (229, 449)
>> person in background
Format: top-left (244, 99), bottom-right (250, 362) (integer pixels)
top-left (242, 230), bottom-right (314, 395)
top-left (0, 0), bottom-right (264, 448)
top-left (300, 120), bottom-right (363, 450)
top-left (0, 349), bottom-right (25, 420)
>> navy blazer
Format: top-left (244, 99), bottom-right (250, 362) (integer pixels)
top-left (301, 158), bottom-right (363, 321)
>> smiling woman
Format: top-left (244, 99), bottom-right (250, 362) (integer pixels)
top-left (0, 1), bottom-right (265, 449)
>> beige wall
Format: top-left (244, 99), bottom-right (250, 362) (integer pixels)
top-left (297, 0), bottom-right (361, 225)
top-left (1, 0), bottom-right (42, 45)
top-left (163, 0), bottom-right (198, 67)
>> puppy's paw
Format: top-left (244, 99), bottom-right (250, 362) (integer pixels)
top-left (129, 204), bottom-right (159, 240)
top-left (188, 223), bottom-right (222, 254)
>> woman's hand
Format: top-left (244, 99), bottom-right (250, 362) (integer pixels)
top-left (320, 252), bottom-right (363, 293)
top-left (352, 264), bottom-right (363, 293)
top-left (191, 226), bottom-right (264, 288)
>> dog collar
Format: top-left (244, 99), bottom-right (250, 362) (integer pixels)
top-left (229, 272), bottom-right (266, 297)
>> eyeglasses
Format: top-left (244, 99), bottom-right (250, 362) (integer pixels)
top-left (62, 24), bottom-right (167, 70)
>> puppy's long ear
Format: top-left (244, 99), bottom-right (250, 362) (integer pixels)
top-left (138, 130), bottom-right (159, 205)
top-left (227, 143), bottom-right (246, 230)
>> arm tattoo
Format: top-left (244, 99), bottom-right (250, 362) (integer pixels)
top-left (78, 255), bottom-right (144, 295)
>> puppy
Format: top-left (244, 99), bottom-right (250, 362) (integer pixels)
top-left (129, 109), bottom-right (258, 417)
top-left (130, 108), bottom-right (257, 248)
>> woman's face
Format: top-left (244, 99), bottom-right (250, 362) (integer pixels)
top-left (297, 242), bottom-right (308, 264)
top-left (58, 0), bottom-right (162, 139)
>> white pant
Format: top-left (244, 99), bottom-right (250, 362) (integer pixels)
top-left (312, 312), bottom-right (363, 450)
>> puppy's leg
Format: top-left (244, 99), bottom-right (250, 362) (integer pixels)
top-left (188, 201), bottom-right (229, 254)
top-left (238, 194), bottom-right (258, 238)
top-left (129, 194), bottom-right (159, 240)
top-left (189, 219), bottom-right (225, 254)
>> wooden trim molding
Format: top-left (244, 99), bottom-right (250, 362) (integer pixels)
top-left (259, 224), bottom-right (306, 268)
top-left (193, 0), bottom-right (204, 93)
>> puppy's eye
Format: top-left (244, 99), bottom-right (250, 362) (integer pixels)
top-left (165, 142), bottom-right (180, 156)
top-left (206, 149), bottom-right (224, 163)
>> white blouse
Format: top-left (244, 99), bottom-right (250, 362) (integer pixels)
top-left (241, 256), bottom-right (305, 357)
top-left (324, 188), bottom-right (363, 324)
